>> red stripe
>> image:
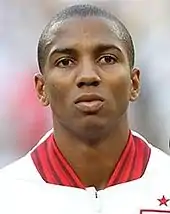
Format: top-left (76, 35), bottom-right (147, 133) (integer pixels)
top-left (127, 142), bottom-right (137, 180)
top-left (130, 137), bottom-right (141, 179)
top-left (31, 133), bottom-right (84, 188)
top-left (45, 140), bottom-right (62, 184)
top-left (52, 136), bottom-right (84, 188)
top-left (106, 132), bottom-right (151, 187)
top-left (141, 145), bottom-right (151, 176)
top-left (31, 142), bottom-right (56, 183)
top-left (31, 148), bottom-right (47, 182)
top-left (48, 136), bottom-right (74, 186)
top-left (106, 132), bottom-right (133, 187)
top-left (137, 138), bottom-right (151, 177)
top-left (117, 139), bottom-right (135, 183)
top-left (129, 136), bottom-right (151, 180)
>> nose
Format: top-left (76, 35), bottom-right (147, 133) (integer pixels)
top-left (76, 62), bottom-right (101, 88)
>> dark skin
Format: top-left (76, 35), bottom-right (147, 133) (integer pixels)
top-left (35, 17), bottom-right (140, 190)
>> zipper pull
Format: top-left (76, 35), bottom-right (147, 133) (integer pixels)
top-left (86, 187), bottom-right (102, 212)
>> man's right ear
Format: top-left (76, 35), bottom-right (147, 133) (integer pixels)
top-left (34, 73), bottom-right (49, 106)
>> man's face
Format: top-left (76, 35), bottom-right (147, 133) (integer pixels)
top-left (35, 17), bottom-right (140, 138)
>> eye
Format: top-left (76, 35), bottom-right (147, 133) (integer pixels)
top-left (98, 55), bottom-right (117, 65)
top-left (55, 57), bottom-right (75, 68)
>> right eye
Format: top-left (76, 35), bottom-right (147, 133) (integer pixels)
top-left (97, 55), bottom-right (117, 65)
top-left (55, 58), bottom-right (75, 68)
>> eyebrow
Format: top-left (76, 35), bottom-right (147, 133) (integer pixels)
top-left (49, 44), bottom-right (123, 58)
top-left (94, 44), bottom-right (122, 54)
top-left (49, 48), bottom-right (77, 58)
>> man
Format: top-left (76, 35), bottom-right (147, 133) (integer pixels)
top-left (1, 4), bottom-right (170, 214)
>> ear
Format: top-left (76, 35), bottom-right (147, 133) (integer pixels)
top-left (34, 73), bottom-right (49, 106)
top-left (130, 68), bottom-right (140, 102)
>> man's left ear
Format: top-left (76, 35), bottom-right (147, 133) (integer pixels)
top-left (130, 68), bottom-right (140, 102)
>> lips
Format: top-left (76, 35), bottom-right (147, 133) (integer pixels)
top-left (74, 94), bottom-right (104, 113)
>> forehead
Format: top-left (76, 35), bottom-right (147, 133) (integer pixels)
top-left (48, 17), bottom-right (127, 54)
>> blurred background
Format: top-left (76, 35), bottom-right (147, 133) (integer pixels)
top-left (0, 0), bottom-right (170, 168)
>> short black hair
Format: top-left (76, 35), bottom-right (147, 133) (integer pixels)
top-left (37, 4), bottom-right (135, 73)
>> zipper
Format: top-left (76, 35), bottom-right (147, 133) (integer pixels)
top-left (86, 187), bottom-right (101, 212)
top-left (94, 190), bottom-right (101, 212)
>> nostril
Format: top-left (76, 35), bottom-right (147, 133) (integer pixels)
top-left (93, 81), bottom-right (99, 86)
top-left (77, 82), bottom-right (85, 88)
top-left (77, 81), bottom-right (100, 88)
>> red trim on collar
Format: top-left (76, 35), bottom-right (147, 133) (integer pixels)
top-left (31, 131), bottom-right (151, 188)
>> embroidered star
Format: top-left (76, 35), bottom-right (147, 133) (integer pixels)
top-left (158, 195), bottom-right (170, 206)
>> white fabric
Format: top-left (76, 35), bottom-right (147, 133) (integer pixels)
top-left (0, 130), bottom-right (170, 214)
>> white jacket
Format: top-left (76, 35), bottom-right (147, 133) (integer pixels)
top-left (0, 130), bottom-right (170, 214)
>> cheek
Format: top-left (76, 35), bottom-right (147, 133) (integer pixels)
top-left (106, 69), bottom-right (131, 102)
top-left (45, 70), bottom-right (74, 100)
top-left (45, 78), bottom-right (67, 108)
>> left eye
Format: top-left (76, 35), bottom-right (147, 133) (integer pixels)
top-left (55, 58), bottom-right (75, 68)
top-left (98, 55), bottom-right (117, 65)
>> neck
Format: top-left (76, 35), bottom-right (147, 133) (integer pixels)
top-left (53, 114), bottom-right (129, 190)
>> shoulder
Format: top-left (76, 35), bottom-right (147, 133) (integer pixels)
top-left (0, 129), bottom-right (53, 182)
top-left (132, 130), bottom-right (170, 178)
top-left (0, 154), bottom-right (42, 182)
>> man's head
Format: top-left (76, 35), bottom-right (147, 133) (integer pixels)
top-left (35, 4), bottom-right (140, 141)
top-left (37, 4), bottom-right (135, 73)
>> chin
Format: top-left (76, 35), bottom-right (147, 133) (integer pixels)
top-left (77, 116), bottom-right (108, 135)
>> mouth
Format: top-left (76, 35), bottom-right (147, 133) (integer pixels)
top-left (74, 94), bottom-right (104, 113)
